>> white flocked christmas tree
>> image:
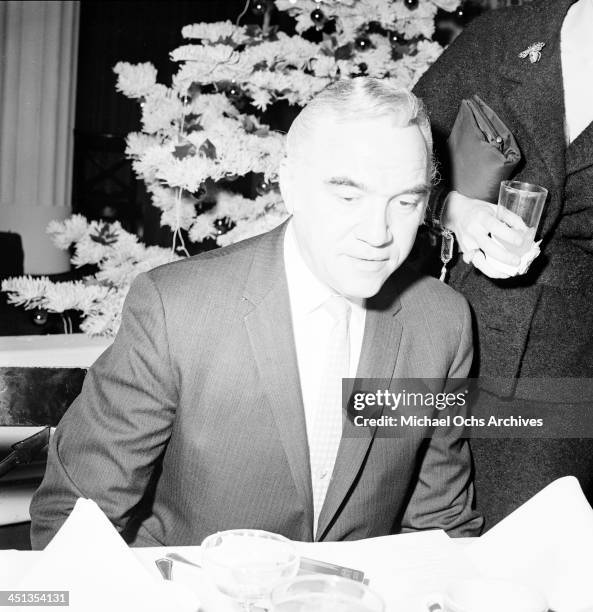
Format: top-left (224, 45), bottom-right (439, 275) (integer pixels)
top-left (2, 0), bottom-right (460, 336)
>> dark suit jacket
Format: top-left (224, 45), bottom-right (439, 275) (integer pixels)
top-left (30, 222), bottom-right (482, 548)
top-left (414, 0), bottom-right (593, 526)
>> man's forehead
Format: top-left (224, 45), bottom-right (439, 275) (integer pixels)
top-left (301, 118), bottom-right (426, 158)
top-left (310, 122), bottom-right (426, 168)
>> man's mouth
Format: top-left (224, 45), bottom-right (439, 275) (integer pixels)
top-left (347, 254), bottom-right (389, 263)
top-left (347, 255), bottom-right (389, 271)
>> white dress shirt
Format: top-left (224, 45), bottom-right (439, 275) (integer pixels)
top-left (283, 221), bottom-right (366, 484)
top-left (561, 0), bottom-right (593, 144)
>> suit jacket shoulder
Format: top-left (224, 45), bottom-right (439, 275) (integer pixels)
top-left (385, 264), bottom-right (472, 378)
top-left (397, 263), bottom-right (470, 328)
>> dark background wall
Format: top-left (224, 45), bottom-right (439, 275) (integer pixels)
top-left (75, 0), bottom-right (249, 136)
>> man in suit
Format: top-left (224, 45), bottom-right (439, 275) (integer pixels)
top-left (414, 0), bottom-right (593, 527)
top-left (30, 78), bottom-right (482, 549)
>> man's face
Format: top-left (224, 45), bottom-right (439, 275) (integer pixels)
top-left (280, 115), bottom-right (430, 299)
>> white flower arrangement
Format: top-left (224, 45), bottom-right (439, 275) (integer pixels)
top-left (3, 0), bottom-right (459, 336)
top-left (2, 215), bottom-right (179, 336)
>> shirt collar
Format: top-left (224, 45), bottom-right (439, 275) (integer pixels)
top-left (283, 220), bottom-right (366, 317)
top-left (283, 220), bottom-right (333, 317)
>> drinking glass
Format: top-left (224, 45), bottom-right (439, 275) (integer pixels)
top-left (201, 529), bottom-right (299, 611)
top-left (270, 575), bottom-right (385, 612)
top-left (496, 180), bottom-right (548, 256)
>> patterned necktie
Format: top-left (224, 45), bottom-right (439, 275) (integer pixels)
top-left (309, 294), bottom-right (351, 537)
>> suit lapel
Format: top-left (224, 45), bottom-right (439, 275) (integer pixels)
top-left (242, 222), bottom-right (314, 534)
top-left (315, 276), bottom-right (403, 541)
top-left (498, 0), bottom-right (575, 236)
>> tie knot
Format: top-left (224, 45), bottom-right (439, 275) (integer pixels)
top-left (324, 295), bottom-right (351, 323)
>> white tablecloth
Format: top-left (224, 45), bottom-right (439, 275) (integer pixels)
top-left (0, 534), bottom-right (476, 612)
top-left (0, 334), bottom-right (111, 368)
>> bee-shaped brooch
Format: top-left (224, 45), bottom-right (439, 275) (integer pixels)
top-left (519, 42), bottom-right (546, 64)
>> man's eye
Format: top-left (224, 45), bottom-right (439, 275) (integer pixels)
top-left (334, 191), bottom-right (360, 203)
top-left (396, 198), bottom-right (420, 208)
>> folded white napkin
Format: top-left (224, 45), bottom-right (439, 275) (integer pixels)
top-left (466, 240), bottom-right (541, 278)
top-left (17, 498), bottom-right (198, 612)
top-left (468, 476), bottom-right (593, 612)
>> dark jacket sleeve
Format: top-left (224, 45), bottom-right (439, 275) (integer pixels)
top-left (29, 272), bottom-right (178, 549)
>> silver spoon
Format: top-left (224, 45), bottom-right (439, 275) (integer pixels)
top-left (166, 552), bottom-right (202, 569)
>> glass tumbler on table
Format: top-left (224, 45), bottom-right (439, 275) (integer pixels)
top-left (496, 180), bottom-right (548, 257)
top-left (201, 529), bottom-right (299, 611)
top-left (270, 575), bottom-right (385, 612)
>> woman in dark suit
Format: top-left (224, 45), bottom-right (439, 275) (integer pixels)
top-left (414, 0), bottom-right (593, 528)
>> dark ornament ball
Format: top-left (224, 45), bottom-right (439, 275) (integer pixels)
top-left (310, 8), bottom-right (326, 26)
top-left (354, 36), bottom-right (371, 51)
top-left (256, 179), bottom-right (276, 195)
top-left (214, 217), bottom-right (235, 236)
top-left (389, 31), bottom-right (403, 46)
top-left (32, 309), bottom-right (49, 326)
top-left (404, 0), bottom-right (419, 10)
top-left (455, 5), bottom-right (465, 19)
top-left (251, 0), bottom-right (266, 15)
top-left (228, 83), bottom-right (243, 101)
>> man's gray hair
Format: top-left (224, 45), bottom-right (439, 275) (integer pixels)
top-left (286, 77), bottom-right (435, 181)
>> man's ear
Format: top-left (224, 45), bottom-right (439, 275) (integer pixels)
top-left (278, 157), bottom-right (295, 215)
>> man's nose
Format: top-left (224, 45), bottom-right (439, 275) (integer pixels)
top-left (354, 204), bottom-right (392, 247)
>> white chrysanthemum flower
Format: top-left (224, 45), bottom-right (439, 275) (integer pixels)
top-left (114, 231), bottom-right (142, 258)
top-left (1, 276), bottom-right (51, 308)
top-left (141, 86), bottom-right (184, 134)
top-left (79, 288), bottom-right (128, 337)
top-left (362, 36), bottom-right (395, 77)
top-left (188, 212), bottom-right (218, 242)
top-left (160, 197), bottom-right (197, 231)
top-left (172, 45), bottom-right (241, 91)
top-left (149, 184), bottom-right (190, 213)
top-left (395, 1), bottom-right (437, 39)
top-left (47, 215), bottom-right (89, 250)
top-left (217, 207), bottom-right (288, 247)
top-left (42, 281), bottom-right (106, 313)
top-left (310, 55), bottom-right (339, 78)
top-left (181, 21), bottom-right (248, 44)
top-left (126, 132), bottom-right (161, 158)
top-left (242, 34), bottom-right (320, 72)
top-left (189, 93), bottom-right (238, 124)
top-left (113, 62), bottom-right (158, 99)
top-left (216, 191), bottom-right (254, 219)
top-left (250, 88), bottom-right (274, 111)
top-left (142, 246), bottom-right (181, 268)
top-left (132, 144), bottom-right (176, 183)
top-left (155, 156), bottom-right (216, 192)
top-left (95, 261), bottom-right (139, 287)
top-left (73, 284), bottom-right (112, 312)
top-left (214, 191), bottom-right (285, 229)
